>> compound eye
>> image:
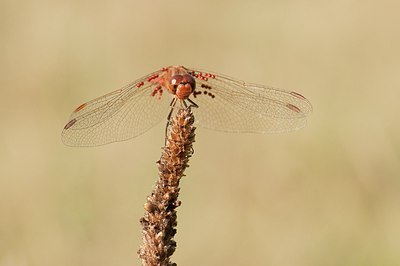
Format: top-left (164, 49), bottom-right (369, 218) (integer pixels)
top-left (170, 75), bottom-right (184, 87)
top-left (182, 74), bottom-right (196, 90)
top-left (169, 75), bottom-right (184, 93)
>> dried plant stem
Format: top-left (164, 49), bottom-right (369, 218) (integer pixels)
top-left (138, 107), bottom-right (196, 266)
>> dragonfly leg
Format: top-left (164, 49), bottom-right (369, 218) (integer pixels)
top-left (187, 97), bottom-right (199, 108)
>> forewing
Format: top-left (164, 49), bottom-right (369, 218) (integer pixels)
top-left (186, 68), bottom-right (313, 133)
top-left (62, 70), bottom-right (171, 146)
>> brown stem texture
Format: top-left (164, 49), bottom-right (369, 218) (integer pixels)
top-left (138, 107), bottom-right (196, 266)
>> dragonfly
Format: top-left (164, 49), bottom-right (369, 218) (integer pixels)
top-left (62, 66), bottom-right (312, 146)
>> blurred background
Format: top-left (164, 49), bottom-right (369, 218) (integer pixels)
top-left (1, 0), bottom-right (400, 265)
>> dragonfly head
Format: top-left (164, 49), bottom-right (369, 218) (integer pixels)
top-left (169, 74), bottom-right (196, 100)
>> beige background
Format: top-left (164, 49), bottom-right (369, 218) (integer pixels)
top-left (1, 0), bottom-right (400, 265)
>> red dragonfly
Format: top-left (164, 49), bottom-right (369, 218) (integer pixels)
top-left (62, 66), bottom-right (312, 146)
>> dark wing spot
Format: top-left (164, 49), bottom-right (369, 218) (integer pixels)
top-left (286, 103), bottom-right (301, 113)
top-left (74, 103), bottom-right (87, 113)
top-left (290, 91), bottom-right (306, 100)
top-left (64, 119), bottom-right (77, 129)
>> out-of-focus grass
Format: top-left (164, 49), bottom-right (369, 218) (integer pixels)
top-left (0, 0), bottom-right (399, 265)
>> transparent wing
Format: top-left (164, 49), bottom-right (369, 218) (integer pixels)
top-left (61, 70), bottom-right (171, 146)
top-left (186, 67), bottom-right (313, 133)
